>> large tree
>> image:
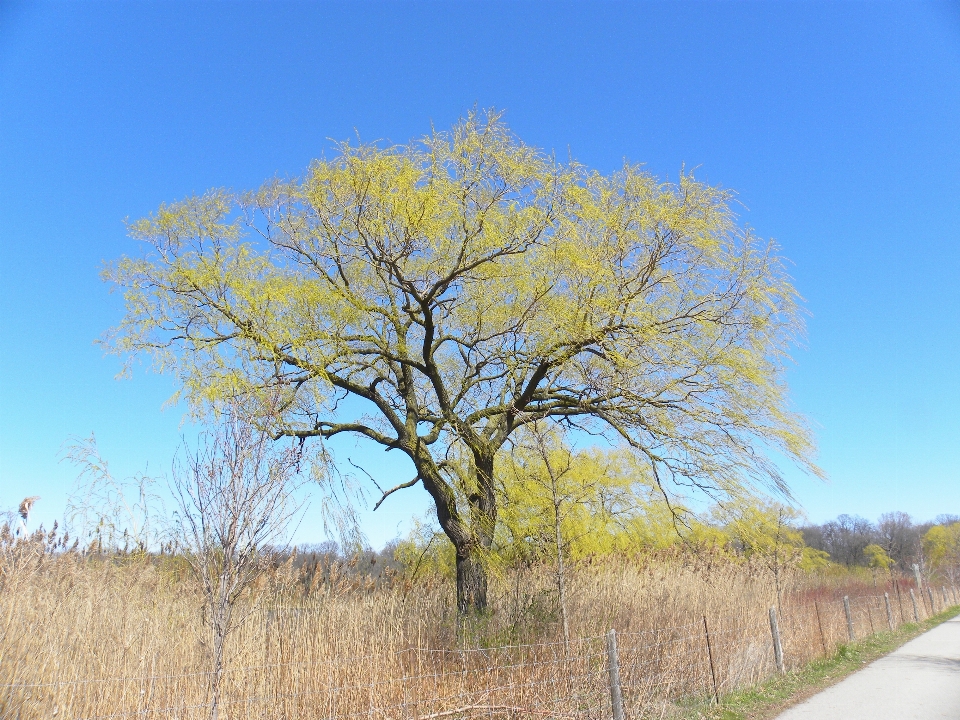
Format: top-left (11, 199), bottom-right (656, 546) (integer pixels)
top-left (105, 110), bottom-right (820, 612)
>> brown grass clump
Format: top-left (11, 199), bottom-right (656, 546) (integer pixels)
top-left (1, 536), bottom-right (947, 720)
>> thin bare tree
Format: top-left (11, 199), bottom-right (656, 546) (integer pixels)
top-left (507, 425), bottom-right (620, 652)
top-left (170, 409), bottom-right (305, 720)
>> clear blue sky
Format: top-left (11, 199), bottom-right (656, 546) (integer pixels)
top-left (1, 1), bottom-right (958, 547)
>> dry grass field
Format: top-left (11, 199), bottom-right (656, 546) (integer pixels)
top-left (4, 533), bottom-right (950, 720)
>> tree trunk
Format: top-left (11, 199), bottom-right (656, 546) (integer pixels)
top-left (455, 451), bottom-right (498, 614)
top-left (209, 611), bottom-right (226, 720)
top-left (415, 448), bottom-right (498, 615)
top-left (456, 548), bottom-right (489, 614)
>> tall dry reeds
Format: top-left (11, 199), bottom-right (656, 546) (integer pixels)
top-left (1, 538), bottom-right (946, 720)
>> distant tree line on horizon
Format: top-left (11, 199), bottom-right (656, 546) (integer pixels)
top-left (800, 511), bottom-right (959, 572)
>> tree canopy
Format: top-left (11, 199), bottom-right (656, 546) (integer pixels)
top-left (105, 109), bottom-right (820, 611)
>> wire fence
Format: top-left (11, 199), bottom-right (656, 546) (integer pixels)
top-left (3, 584), bottom-right (958, 720)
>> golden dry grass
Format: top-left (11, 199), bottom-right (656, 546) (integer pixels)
top-left (1, 540), bottom-right (950, 720)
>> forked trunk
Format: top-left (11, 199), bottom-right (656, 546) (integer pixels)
top-left (420, 449), bottom-right (497, 615)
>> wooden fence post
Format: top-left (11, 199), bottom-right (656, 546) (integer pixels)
top-left (814, 600), bottom-right (827, 656)
top-left (769, 607), bottom-right (785, 674)
top-left (703, 616), bottom-right (719, 705)
top-left (843, 596), bottom-right (855, 642)
top-left (927, 587), bottom-right (937, 615)
top-left (909, 588), bottom-right (920, 622)
top-left (942, 587), bottom-right (949, 609)
top-left (606, 629), bottom-right (625, 720)
top-left (894, 581), bottom-right (905, 623)
top-left (884, 593), bottom-right (894, 631)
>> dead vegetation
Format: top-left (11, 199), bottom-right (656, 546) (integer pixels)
top-left (3, 530), bottom-right (946, 720)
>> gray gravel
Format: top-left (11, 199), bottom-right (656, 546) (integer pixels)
top-left (775, 615), bottom-right (960, 719)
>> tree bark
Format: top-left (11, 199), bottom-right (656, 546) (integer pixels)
top-left (209, 601), bottom-right (230, 720)
top-left (414, 449), bottom-right (498, 614)
top-left (456, 548), bottom-right (489, 614)
top-left (457, 452), bottom-right (497, 613)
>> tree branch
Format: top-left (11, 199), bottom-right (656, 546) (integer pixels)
top-left (373, 476), bottom-right (421, 511)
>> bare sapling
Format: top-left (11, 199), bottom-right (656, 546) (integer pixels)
top-left (772, 508), bottom-right (785, 618)
top-left (511, 425), bottom-right (617, 652)
top-left (531, 426), bottom-right (574, 651)
top-left (170, 410), bottom-right (305, 720)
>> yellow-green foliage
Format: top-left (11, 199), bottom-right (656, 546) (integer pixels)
top-left (496, 439), bottom-right (638, 561)
top-left (494, 432), bottom-right (743, 563)
top-left (863, 543), bottom-right (894, 571)
top-left (923, 522), bottom-right (960, 579)
top-left (395, 440), bottom-right (829, 577)
top-left (716, 501), bottom-right (830, 571)
top-left (392, 517), bottom-right (457, 578)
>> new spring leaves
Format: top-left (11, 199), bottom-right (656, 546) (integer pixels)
top-left (104, 111), bottom-right (819, 611)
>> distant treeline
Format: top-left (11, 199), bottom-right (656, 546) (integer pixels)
top-left (801, 512), bottom-right (960, 570)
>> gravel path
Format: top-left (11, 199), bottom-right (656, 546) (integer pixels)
top-left (775, 615), bottom-right (960, 719)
